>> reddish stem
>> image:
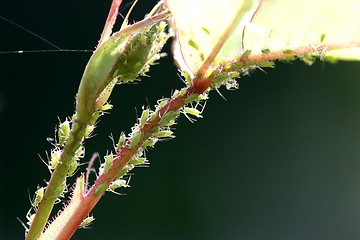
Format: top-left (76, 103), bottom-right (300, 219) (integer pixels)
top-left (97, 0), bottom-right (123, 48)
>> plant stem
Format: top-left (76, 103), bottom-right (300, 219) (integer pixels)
top-left (245, 42), bottom-right (360, 63)
top-left (98, 0), bottom-right (123, 48)
top-left (26, 119), bottom-right (88, 240)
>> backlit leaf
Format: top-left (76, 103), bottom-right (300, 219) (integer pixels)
top-left (243, 0), bottom-right (360, 61)
top-left (166, 0), bottom-right (260, 75)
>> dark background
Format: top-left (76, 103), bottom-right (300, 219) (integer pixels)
top-left (1, 0), bottom-right (360, 239)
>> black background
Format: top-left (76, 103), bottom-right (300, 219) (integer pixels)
top-left (1, 0), bottom-right (360, 239)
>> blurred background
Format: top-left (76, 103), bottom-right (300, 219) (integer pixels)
top-left (1, 0), bottom-right (360, 239)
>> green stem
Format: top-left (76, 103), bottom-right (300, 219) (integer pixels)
top-left (44, 85), bottom-right (194, 240)
top-left (25, 119), bottom-right (88, 240)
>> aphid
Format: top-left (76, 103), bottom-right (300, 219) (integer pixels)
top-left (74, 145), bottom-right (84, 160)
top-left (100, 154), bottom-right (113, 174)
top-left (108, 177), bottom-right (131, 195)
top-left (32, 187), bottom-right (44, 208)
top-left (79, 216), bottom-right (95, 229)
top-left (261, 48), bottom-right (271, 54)
top-left (139, 108), bottom-right (150, 127)
top-left (116, 132), bottom-right (126, 151)
top-left (141, 138), bottom-right (158, 148)
top-left (50, 149), bottom-right (61, 170)
top-left (129, 131), bottom-right (142, 149)
top-left (84, 124), bottom-right (95, 138)
top-left (240, 50), bottom-right (251, 60)
top-left (53, 181), bottom-right (67, 201)
top-left (183, 107), bottom-right (203, 119)
top-left (67, 161), bottom-right (78, 177)
top-left (211, 73), bottom-right (229, 87)
top-left (153, 130), bottom-right (174, 139)
top-left (201, 26), bottom-right (210, 35)
top-left (101, 103), bottom-right (113, 111)
top-left (129, 157), bottom-right (147, 165)
top-left (156, 99), bottom-right (168, 109)
top-left (233, 62), bottom-right (244, 70)
top-left (159, 111), bottom-right (178, 127)
top-left (320, 33), bottom-right (326, 43)
top-left (109, 179), bottom-right (128, 191)
top-left (282, 49), bottom-right (293, 54)
top-left (58, 119), bottom-right (70, 146)
top-left (94, 78), bottom-right (117, 110)
top-left (188, 39), bottom-right (199, 51)
top-left (171, 89), bottom-right (180, 98)
top-left (184, 94), bottom-right (199, 104)
top-left (115, 165), bottom-right (133, 179)
top-left (140, 34), bottom-right (147, 45)
top-left (94, 183), bottom-right (107, 197)
top-left (259, 61), bottom-right (275, 68)
top-left (182, 70), bottom-right (193, 85)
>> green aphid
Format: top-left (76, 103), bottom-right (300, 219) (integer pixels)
top-left (115, 165), bottom-right (132, 179)
top-left (179, 88), bottom-right (187, 97)
top-left (240, 50), bottom-right (251, 60)
top-left (229, 72), bottom-right (240, 79)
top-left (184, 94), bottom-right (199, 104)
top-left (84, 125), bottom-right (95, 138)
top-left (33, 187), bottom-right (44, 208)
top-left (199, 52), bottom-right (205, 61)
top-left (101, 103), bottom-right (113, 111)
top-left (182, 70), bottom-right (193, 85)
top-left (172, 89), bottom-right (180, 98)
top-left (233, 62), bottom-right (244, 70)
top-left (188, 39), bottom-right (199, 51)
top-left (157, 21), bottom-right (167, 32)
top-left (79, 216), bottom-right (95, 229)
top-left (50, 149), bottom-right (61, 170)
top-left (212, 73), bottom-right (229, 86)
top-left (58, 120), bottom-right (70, 146)
top-left (109, 179), bottom-right (129, 191)
top-left (283, 49), bottom-right (293, 54)
top-left (89, 111), bottom-right (100, 125)
top-left (142, 138), bottom-right (158, 148)
top-left (94, 78), bottom-right (117, 110)
top-left (139, 109), bottom-right (150, 127)
top-left (140, 34), bottom-right (147, 45)
top-left (156, 99), bottom-right (168, 110)
top-left (159, 111), bottom-right (178, 127)
top-left (74, 146), bottom-right (84, 159)
top-left (184, 107), bottom-right (203, 118)
top-left (154, 130), bottom-right (174, 138)
top-left (223, 62), bottom-right (233, 70)
top-left (129, 157), bottom-right (147, 165)
top-left (280, 55), bottom-right (297, 62)
top-left (301, 54), bottom-right (316, 65)
top-left (320, 33), bottom-right (326, 43)
top-left (259, 61), bottom-right (275, 68)
top-left (54, 181), bottom-right (66, 198)
top-left (67, 161), bottom-right (78, 177)
top-left (103, 154), bottom-right (113, 173)
top-left (201, 27), bottom-right (210, 35)
top-left (116, 133), bottom-right (126, 151)
top-left (94, 183), bottom-right (107, 197)
top-left (245, 61), bottom-right (256, 67)
top-left (261, 48), bottom-right (271, 54)
top-left (129, 131), bottom-right (143, 149)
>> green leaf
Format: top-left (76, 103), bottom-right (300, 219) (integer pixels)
top-left (167, 0), bottom-right (360, 73)
top-left (243, 0), bottom-right (360, 61)
top-left (166, 0), bottom-right (260, 74)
